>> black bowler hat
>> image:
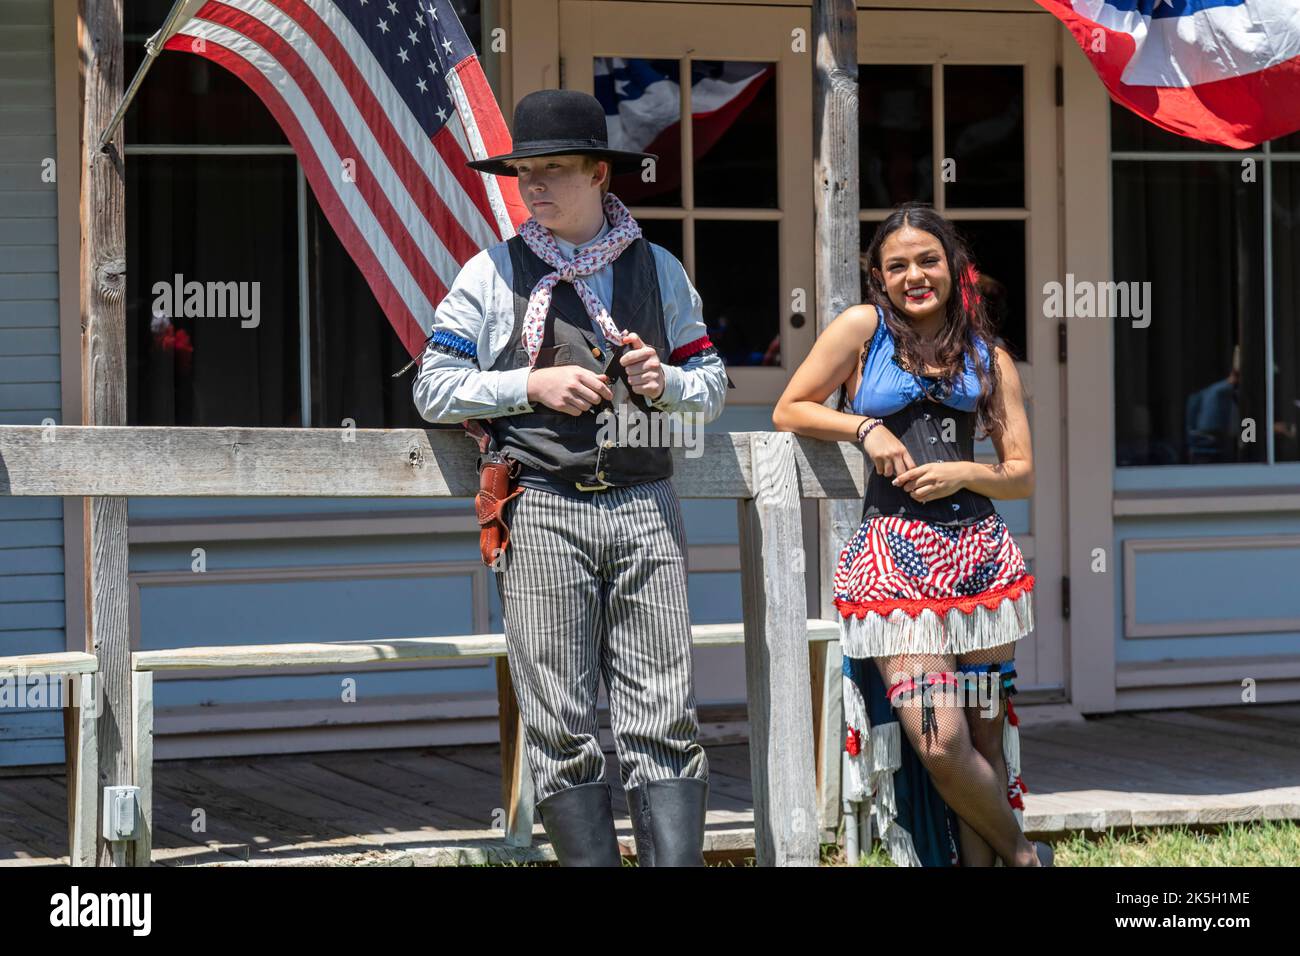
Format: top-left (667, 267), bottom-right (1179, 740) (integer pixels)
top-left (466, 89), bottom-right (656, 177)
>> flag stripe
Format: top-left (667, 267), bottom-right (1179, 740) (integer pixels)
top-left (266, 0), bottom-right (501, 246)
top-left (217, 0), bottom-right (483, 272)
top-left (446, 61), bottom-right (517, 238)
top-left (1071, 0), bottom-right (1300, 87)
top-left (1037, 0), bottom-right (1300, 147)
top-left (168, 26), bottom-right (431, 352)
top-left (165, 0), bottom-right (526, 358)
top-left (197, 8), bottom-right (455, 310)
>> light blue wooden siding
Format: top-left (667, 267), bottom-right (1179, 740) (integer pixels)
top-left (1115, 512), bottom-right (1300, 662)
top-left (0, 0), bottom-right (66, 767)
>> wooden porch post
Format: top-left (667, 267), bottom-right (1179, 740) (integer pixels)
top-left (78, 0), bottom-right (134, 866)
top-left (811, 0), bottom-right (860, 847)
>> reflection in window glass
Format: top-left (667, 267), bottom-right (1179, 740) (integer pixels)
top-left (1113, 161), bottom-right (1265, 466)
top-left (1274, 162), bottom-right (1300, 462)
top-left (637, 218), bottom-right (684, 262)
top-left (943, 65), bottom-right (1024, 208)
top-left (695, 220), bottom-right (780, 366)
top-left (596, 57), bottom-right (683, 207)
top-left (859, 65), bottom-right (933, 208)
top-left (951, 220), bottom-right (1026, 362)
top-left (126, 157), bottom-right (300, 426)
top-left (692, 61), bottom-right (777, 208)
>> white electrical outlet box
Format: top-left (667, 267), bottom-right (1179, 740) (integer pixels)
top-left (101, 786), bottom-right (140, 841)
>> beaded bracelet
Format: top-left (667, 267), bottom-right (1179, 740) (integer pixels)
top-left (856, 417), bottom-right (883, 446)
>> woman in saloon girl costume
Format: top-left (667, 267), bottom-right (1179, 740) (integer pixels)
top-left (773, 202), bottom-right (1051, 867)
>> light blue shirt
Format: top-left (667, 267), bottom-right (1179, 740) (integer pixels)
top-left (411, 219), bottom-right (729, 423)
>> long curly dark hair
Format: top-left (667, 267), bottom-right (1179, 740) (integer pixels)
top-left (841, 202), bottom-right (1008, 440)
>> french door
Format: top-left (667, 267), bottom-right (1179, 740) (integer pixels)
top-left (558, 1), bottom-right (815, 403)
top-left (857, 10), bottom-right (1066, 694)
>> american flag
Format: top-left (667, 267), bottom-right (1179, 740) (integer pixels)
top-left (1034, 0), bottom-right (1300, 149)
top-left (147, 0), bottom-right (528, 355)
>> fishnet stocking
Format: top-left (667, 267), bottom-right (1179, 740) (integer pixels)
top-left (875, 642), bottom-right (1036, 867)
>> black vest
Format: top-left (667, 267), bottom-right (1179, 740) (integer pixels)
top-left (487, 234), bottom-right (675, 489)
top-left (861, 399), bottom-right (996, 526)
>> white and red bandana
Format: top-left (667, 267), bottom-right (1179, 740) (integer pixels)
top-left (516, 192), bottom-right (641, 367)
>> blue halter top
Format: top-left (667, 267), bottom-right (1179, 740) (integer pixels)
top-left (851, 305), bottom-right (992, 418)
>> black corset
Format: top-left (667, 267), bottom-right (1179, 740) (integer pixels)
top-left (860, 399), bottom-right (996, 527)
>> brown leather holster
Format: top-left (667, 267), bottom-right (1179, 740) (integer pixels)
top-left (475, 448), bottom-right (524, 569)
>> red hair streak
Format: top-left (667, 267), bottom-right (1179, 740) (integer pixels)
top-left (959, 263), bottom-right (983, 313)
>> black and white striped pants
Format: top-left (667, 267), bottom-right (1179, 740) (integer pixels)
top-left (494, 477), bottom-right (709, 805)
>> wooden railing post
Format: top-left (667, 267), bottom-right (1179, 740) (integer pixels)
top-left (737, 432), bottom-right (820, 866)
top-left (78, 0), bottom-right (132, 867)
top-left (812, 0), bottom-right (860, 845)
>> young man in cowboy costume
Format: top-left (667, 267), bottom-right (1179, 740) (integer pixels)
top-left (412, 89), bottom-right (730, 866)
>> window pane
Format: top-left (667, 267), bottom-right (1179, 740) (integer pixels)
top-left (445, 0), bottom-right (485, 57)
top-left (692, 61), bottom-right (778, 209)
top-left (1273, 162), bottom-right (1300, 462)
top-left (859, 65), bottom-right (933, 208)
top-left (126, 157), bottom-right (300, 426)
top-left (597, 57), bottom-right (682, 207)
top-left (305, 189), bottom-right (427, 430)
top-left (124, 0), bottom-right (288, 146)
top-left (943, 65), bottom-right (1024, 208)
top-left (1275, 131), bottom-right (1300, 153)
top-left (637, 218), bottom-right (684, 262)
top-left (952, 220), bottom-right (1026, 361)
top-left (1110, 101), bottom-right (1236, 154)
top-left (694, 220), bottom-right (780, 366)
top-left (1113, 161), bottom-right (1265, 466)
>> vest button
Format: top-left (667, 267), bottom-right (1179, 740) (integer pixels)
top-left (597, 470), bottom-right (606, 480)
top-left (602, 440), bottom-right (614, 448)
top-left (928, 436), bottom-right (937, 444)
top-left (591, 347), bottom-right (602, 358)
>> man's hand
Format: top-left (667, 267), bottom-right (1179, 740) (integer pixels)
top-left (891, 461), bottom-right (973, 503)
top-left (526, 366), bottom-right (614, 416)
top-left (620, 330), bottom-right (665, 400)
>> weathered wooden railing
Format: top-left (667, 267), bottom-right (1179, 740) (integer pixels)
top-left (0, 425), bottom-right (866, 866)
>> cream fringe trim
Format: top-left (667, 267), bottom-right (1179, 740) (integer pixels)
top-left (1005, 706), bottom-right (1025, 832)
top-left (843, 672), bottom-right (921, 867)
top-left (839, 585), bottom-right (1034, 658)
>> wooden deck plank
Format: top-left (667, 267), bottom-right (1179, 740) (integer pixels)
top-left (1042, 715), bottom-right (1294, 777)
top-left (1130, 709), bottom-right (1300, 756)
top-left (304, 752), bottom-right (497, 831)
top-left (0, 776), bottom-right (70, 862)
top-left (181, 763), bottom-right (403, 847)
top-left (365, 751), bottom-right (522, 832)
top-left (4, 703), bottom-right (1300, 866)
top-left (156, 767), bottom-right (384, 855)
top-left (260, 758), bottom-right (481, 833)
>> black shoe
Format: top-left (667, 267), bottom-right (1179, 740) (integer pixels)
top-left (625, 777), bottom-right (709, 867)
top-left (536, 781), bottom-right (623, 867)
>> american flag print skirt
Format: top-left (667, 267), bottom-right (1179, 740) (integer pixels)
top-left (833, 511), bottom-right (1035, 659)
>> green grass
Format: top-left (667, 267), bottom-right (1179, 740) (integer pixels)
top-left (843, 819), bottom-right (1300, 866)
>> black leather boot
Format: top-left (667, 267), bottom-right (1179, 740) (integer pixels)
top-left (536, 781), bottom-right (623, 867)
top-left (625, 777), bottom-right (708, 867)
